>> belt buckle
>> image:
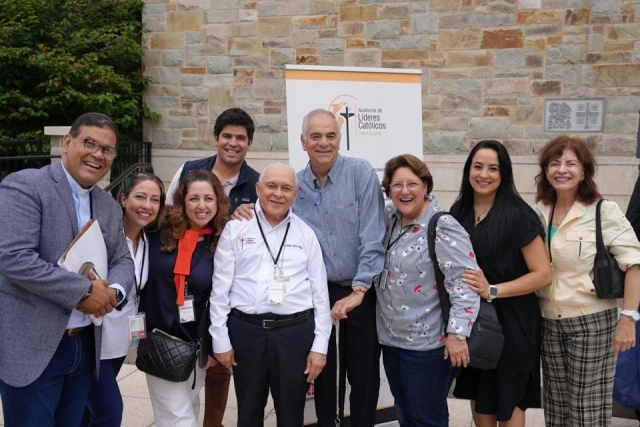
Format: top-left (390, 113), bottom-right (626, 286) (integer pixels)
top-left (262, 319), bottom-right (275, 329)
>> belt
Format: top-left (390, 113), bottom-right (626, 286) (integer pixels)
top-left (328, 279), bottom-right (353, 287)
top-left (231, 308), bottom-right (312, 330)
top-left (64, 325), bottom-right (92, 336)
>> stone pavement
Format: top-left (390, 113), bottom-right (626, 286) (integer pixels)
top-left (0, 363), bottom-right (638, 427)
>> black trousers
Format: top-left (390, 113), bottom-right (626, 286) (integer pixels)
top-left (314, 285), bottom-right (381, 427)
top-left (229, 311), bottom-right (315, 427)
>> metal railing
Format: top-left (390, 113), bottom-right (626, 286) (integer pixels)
top-left (105, 162), bottom-right (154, 198)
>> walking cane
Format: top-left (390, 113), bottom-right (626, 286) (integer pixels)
top-left (335, 320), bottom-right (341, 427)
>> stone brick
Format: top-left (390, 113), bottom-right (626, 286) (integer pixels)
top-left (495, 49), bottom-right (524, 68)
top-left (235, 87), bottom-right (254, 99)
top-left (228, 38), bottom-right (263, 56)
top-left (258, 17), bottom-right (292, 37)
top-left (413, 13), bottom-right (439, 35)
top-left (208, 87), bottom-right (235, 106)
top-left (179, 74), bottom-right (202, 87)
top-left (167, 11), bottom-right (202, 31)
top-left (180, 66), bottom-right (206, 74)
top-left (517, 10), bottom-right (562, 25)
top-left (233, 69), bottom-right (254, 86)
top-left (446, 50), bottom-right (493, 67)
top-left (338, 22), bottom-right (366, 37)
top-left (431, 78), bottom-right (483, 95)
top-left (439, 12), bottom-right (475, 28)
top-left (469, 117), bottom-right (510, 139)
top-left (262, 37), bottom-right (291, 48)
top-left (345, 49), bottom-right (382, 67)
top-left (206, 56), bottom-right (232, 74)
top-left (546, 44), bottom-right (581, 65)
top-left (594, 64), bottom-right (640, 87)
top-left (319, 29), bottom-right (338, 38)
top-left (367, 20), bottom-right (399, 39)
top-left (255, 69), bottom-right (284, 79)
top-left (565, 8), bottom-right (590, 25)
top-left (440, 95), bottom-right (483, 116)
top-left (604, 42), bottom-right (635, 52)
top-left (606, 96), bottom-right (640, 114)
top-left (440, 116), bottom-right (468, 131)
top-left (607, 25), bottom-right (640, 42)
top-left (511, 105), bottom-right (543, 125)
top-left (485, 78), bottom-right (529, 95)
top-left (525, 38), bottom-right (546, 51)
top-left (151, 128), bottom-right (181, 148)
top-left (147, 96), bottom-right (181, 109)
top-left (475, 13), bottom-right (516, 27)
top-left (483, 106), bottom-right (510, 117)
top-left (317, 38), bottom-right (344, 54)
top-left (587, 51), bottom-right (633, 64)
top-left (312, 0), bottom-right (338, 14)
top-left (151, 33), bottom-right (186, 49)
top-left (346, 39), bottom-right (366, 48)
top-left (270, 48), bottom-right (295, 67)
top-left (249, 132), bottom-right (272, 151)
top-left (494, 69), bottom-right (531, 78)
top-left (254, 79), bottom-right (284, 99)
top-left (592, 14), bottom-right (633, 25)
top-left (424, 131), bottom-right (469, 154)
top-left (203, 74), bottom-right (234, 87)
top-left (593, 0), bottom-right (619, 14)
top-left (522, 24), bottom-right (562, 38)
top-left (205, 9), bottom-right (237, 23)
top-left (399, 19), bottom-right (411, 35)
top-left (167, 116), bottom-right (197, 129)
top-left (292, 29), bottom-right (318, 46)
top-left (319, 53), bottom-right (344, 66)
top-left (209, 0), bottom-right (240, 9)
top-left (145, 84), bottom-right (180, 96)
top-left (339, 5), bottom-right (373, 21)
top-left (239, 9), bottom-right (258, 21)
top-left (381, 49), bottom-right (429, 61)
top-left (378, 4), bottom-right (410, 19)
top-left (531, 80), bottom-right (561, 95)
top-left (438, 28), bottom-right (483, 50)
top-left (518, 0), bottom-right (541, 9)
top-left (297, 55), bottom-right (320, 65)
top-left (431, 69), bottom-right (468, 79)
top-left (480, 29), bottom-right (524, 49)
top-left (230, 22), bottom-right (258, 37)
top-left (163, 50), bottom-right (185, 67)
top-left (604, 113), bottom-right (639, 134)
top-left (146, 67), bottom-right (180, 84)
top-left (602, 135), bottom-right (636, 155)
top-left (233, 55), bottom-right (270, 68)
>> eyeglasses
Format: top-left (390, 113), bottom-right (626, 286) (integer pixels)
top-left (389, 181), bottom-right (422, 193)
top-left (83, 138), bottom-right (117, 160)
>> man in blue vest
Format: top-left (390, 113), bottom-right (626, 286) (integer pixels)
top-left (166, 107), bottom-right (259, 427)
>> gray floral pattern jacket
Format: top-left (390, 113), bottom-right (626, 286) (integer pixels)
top-left (375, 195), bottom-right (480, 351)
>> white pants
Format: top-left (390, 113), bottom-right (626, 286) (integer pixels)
top-left (146, 365), bottom-right (207, 427)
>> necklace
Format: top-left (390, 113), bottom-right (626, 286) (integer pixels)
top-left (474, 204), bottom-right (493, 225)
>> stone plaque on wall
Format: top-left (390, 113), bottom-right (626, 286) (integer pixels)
top-left (544, 98), bottom-right (605, 132)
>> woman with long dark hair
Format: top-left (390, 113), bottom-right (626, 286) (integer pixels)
top-left (451, 140), bottom-right (551, 427)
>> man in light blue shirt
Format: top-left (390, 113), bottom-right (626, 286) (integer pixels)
top-left (295, 108), bottom-right (385, 427)
top-left (0, 112), bottom-right (133, 427)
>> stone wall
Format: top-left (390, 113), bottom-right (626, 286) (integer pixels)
top-left (142, 0), bottom-right (640, 208)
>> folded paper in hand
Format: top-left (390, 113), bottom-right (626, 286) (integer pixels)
top-left (58, 219), bottom-right (108, 326)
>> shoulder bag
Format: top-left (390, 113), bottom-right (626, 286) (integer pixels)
top-left (592, 199), bottom-right (625, 299)
top-left (428, 211), bottom-right (504, 371)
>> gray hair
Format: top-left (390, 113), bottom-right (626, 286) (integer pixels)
top-left (259, 162), bottom-right (298, 187)
top-left (301, 108), bottom-right (341, 140)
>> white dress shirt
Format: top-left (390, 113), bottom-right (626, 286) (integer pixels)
top-left (209, 201), bottom-right (331, 355)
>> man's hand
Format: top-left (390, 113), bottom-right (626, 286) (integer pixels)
top-left (231, 203), bottom-right (255, 221)
top-left (331, 291), bottom-right (365, 323)
top-left (214, 350), bottom-right (237, 369)
top-left (444, 335), bottom-right (470, 368)
top-left (77, 279), bottom-right (117, 317)
top-left (614, 315), bottom-right (636, 357)
top-left (304, 351), bottom-right (326, 382)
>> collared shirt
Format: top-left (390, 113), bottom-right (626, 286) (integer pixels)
top-left (537, 199), bottom-right (640, 319)
top-left (293, 155), bottom-right (385, 289)
top-left (60, 163), bottom-right (126, 328)
top-left (210, 201), bottom-right (331, 354)
top-left (376, 196), bottom-right (480, 351)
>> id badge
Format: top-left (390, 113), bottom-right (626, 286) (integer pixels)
top-left (179, 296), bottom-right (196, 323)
top-left (129, 312), bottom-right (147, 340)
top-left (378, 269), bottom-right (389, 290)
top-left (268, 282), bottom-right (284, 304)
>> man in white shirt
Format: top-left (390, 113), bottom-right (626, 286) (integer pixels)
top-left (210, 163), bottom-right (331, 427)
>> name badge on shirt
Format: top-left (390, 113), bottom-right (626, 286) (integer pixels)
top-left (179, 296), bottom-right (196, 323)
top-left (378, 269), bottom-right (389, 290)
top-left (269, 282), bottom-right (284, 304)
top-left (129, 312), bottom-right (146, 340)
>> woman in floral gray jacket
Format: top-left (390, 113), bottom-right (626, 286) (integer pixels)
top-left (376, 154), bottom-right (480, 427)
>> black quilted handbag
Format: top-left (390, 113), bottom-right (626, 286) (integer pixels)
top-left (136, 328), bottom-right (197, 383)
top-left (593, 199), bottom-right (626, 299)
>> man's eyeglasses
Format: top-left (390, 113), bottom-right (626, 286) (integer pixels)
top-left (83, 138), bottom-right (117, 160)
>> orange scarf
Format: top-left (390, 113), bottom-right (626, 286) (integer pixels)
top-left (173, 227), bottom-right (213, 306)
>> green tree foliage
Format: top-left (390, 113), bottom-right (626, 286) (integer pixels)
top-left (0, 0), bottom-right (156, 141)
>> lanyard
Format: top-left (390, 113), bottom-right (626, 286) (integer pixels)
top-left (385, 216), bottom-right (413, 253)
top-left (254, 207), bottom-right (291, 272)
top-left (134, 233), bottom-right (147, 310)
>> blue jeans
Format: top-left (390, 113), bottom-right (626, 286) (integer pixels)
top-left (382, 345), bottom-right (461, 427)
top-left (0, 327), bottom-right (95, 427)
top-left (81, 356), bottom-right (126, 427)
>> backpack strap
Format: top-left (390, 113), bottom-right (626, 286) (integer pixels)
top-left (427, 211), bottom-right (452, 328)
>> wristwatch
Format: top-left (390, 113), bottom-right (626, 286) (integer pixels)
top-left (620, 309), bottom-right (640, 321)
top-left (453, 334), bottom-right (466, 341)
top-left (487, 285), bottom-right (498, 302)
top-left (80, 286), bottom-right (92, 302)
top-left (114, 289), bottom-right (125, 304)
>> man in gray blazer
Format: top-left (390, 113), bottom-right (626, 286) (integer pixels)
top-left (0, 113), bottom-right (134, 427)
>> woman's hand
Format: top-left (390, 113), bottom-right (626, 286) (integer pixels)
top-left (204, 355), bottom-right (217, 370)
top-left (614, 316), bottom-right (636, 357)
top-left (462, 268), bottom-right (490, 300)
top-left (444, 335), bottom-right (470, 368)
top-left (231, 203), bottom-right (255, 221)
